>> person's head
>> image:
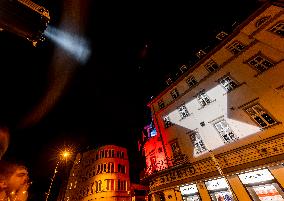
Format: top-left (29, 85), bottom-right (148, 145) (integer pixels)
top-left (0, 127), bottom-right (9, 159)
top-left (0, 161), bottom-right (29, 194)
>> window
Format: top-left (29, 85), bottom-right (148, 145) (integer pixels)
top-left (205, 59), bottom-right (219, 73)
top-left (166, 77), bottom-right (173, 85)
top-left (170, 140), bottom-right (181, 156)
top-left (180, 65), bottom-right (188, 73)
top-left (227, 41), bottom-right (246, 55)
top-left (219, 75), bottom-right (238, 92)
top-left (117, 180), bottom-right (127, 191)
top-left (106, 179), bottom-right (115, 191)
top-left (216, 31), bottom-right (228, 40)
top-left (163, 116), bottom-right (172, 128)
top-left (118, 164), bottom-right (126, 174)
top-left (197, 91), bottom-right (211, 107)
top-left (214, 119), bottom-right (238, 143)
top-left (108, 162), bottom-right (114, 173)
top-left (116, 151), bottom-right (124, 158)
top-left (170, 88), bottom-right (179, 99)
top-left (188, 130), bottom-right (207, 155)
top-left (196, 49), bottom-right (206, 58)
top-left (255, 16), bottom-right (270, 28)
top-left (248, 54), bottom-right (275, 73)
top-left (245, 104), bottom-right (276, 128)
top-left (270, 21), bottom-right (284, 36)
top-left (177, 104), bottom-right (189, 119)
top-left (186, 76), bottom-right (198, 88)
top-left (158, 100), bottom-right (165, 109)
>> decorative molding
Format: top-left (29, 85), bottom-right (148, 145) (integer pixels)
top-left (144, 133), bottom-right (284, 191)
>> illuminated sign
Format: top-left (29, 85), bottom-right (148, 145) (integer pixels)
top-left (180, 184), bottom-right (198, 195)
top-left (238, 169), bottom-right (274, 184)
top-left (205, 178), bottom-right (229, 191)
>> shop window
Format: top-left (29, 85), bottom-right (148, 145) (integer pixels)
top-left (186, 76), bottom-right (198, 88)
top-left (163, 115), bottom-right (173, 128)
top-left (205, 59), bottom-right (219, 73)
top-left (227, 41), bottom-right (246, 55)
top-left (270, 21), bottom-right (284, 37)
top-left (158, 100), bottom-right (165, 109)
top-left (170, 88), bottom-right (179, 99)
top-left (219, 75), bottom-right (238, 92)
top-left (213, 119), bottom-right (238, 143)
top-left (197, 90), bottom-right (211, 107)
top-left (205, 178), bottom-right (233, 201)
top-left (180, 184), bottom-right (201, 201)
top-left (245, 104), bottom-right (277, 128)
top-left (188, 130), bottom-right (207, 155)
top-left (238, 169), bottom-right (284, 201)
top-left (247, 53), bottom-right (275, 73)
top-left (177, 104), bottom-right (190, 120)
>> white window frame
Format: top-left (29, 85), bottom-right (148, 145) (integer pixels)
top-left (247, 53), bottom-right (275, 73)
top-left (188, 130), bottom-right (207, 155)
top-left (197, 91), bottom-right (211, 107)
top-left (205, 59), bottom-right (219, 73)
top-left (219, 75), bottom-right (238, 92)
top-left (227, 41), bottom-right (246, 55)
top-left (163, 116), bottom-right (172, 128)
top-left (170, 88), bottom-right (179, 99)
top-left (244, 104), bottom-right (277, 128)
top-left (177, 104), bottom-right (190, 120)
top-left (213, 119), bottom-right (238, 143)
top-left (186, 76), bottom-right (198, 88)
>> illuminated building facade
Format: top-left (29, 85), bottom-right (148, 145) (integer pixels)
top-left (63, 145), bottom-right (131, 201)
top-left (0, 0), bottom-right (50, 46)
top-left (141, 1), bottom-right (284, 201)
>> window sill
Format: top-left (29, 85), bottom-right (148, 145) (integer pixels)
top-left (197, 99), bottom-right (217, 110)
top-left (260, 121), bottom-right (282, 131)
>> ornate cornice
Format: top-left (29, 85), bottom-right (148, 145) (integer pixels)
top-left (144, 133), bottom-right (284, 192)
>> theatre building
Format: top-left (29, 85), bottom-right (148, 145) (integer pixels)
top-left (62, 145), bottom-right (131, 201)
top-left (140, 1), bottom-right (284, 200)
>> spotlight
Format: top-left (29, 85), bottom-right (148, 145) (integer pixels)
top-left (0, 0), bottom-right (50, 46)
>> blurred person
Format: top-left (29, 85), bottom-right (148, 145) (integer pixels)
top-left (0, 161), bottom-right (30, 201)
top-left (0, 127), bottom-right (9, 159)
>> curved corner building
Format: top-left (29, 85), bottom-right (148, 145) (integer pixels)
top-left (63, 145), bottom-right (131, 201)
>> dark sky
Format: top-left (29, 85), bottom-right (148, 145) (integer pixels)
top-left (0, 0), bottom-right (261, 200)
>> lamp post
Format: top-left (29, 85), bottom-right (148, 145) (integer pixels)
top-left (45, 149), bottom-right (72, 201)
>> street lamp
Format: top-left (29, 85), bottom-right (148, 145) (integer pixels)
top-left (45, 148), bottom-right (72, 201)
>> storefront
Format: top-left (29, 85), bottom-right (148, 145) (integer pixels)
top-left (205, 178), bottom-right (234, 201)
top-left (179, 183), bottom-right (201, 201)
top-left (238, 168), bottom-right (284, 201)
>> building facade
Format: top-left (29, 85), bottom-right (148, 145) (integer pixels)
top-left (63, 145), bottom-right (131, 201)
top-left (141, 1), bottom-right (284, 201)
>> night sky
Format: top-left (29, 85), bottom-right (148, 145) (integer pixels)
top-left (0, 0), bottom-right (262, 200)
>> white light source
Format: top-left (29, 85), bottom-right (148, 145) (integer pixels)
top-left (44, 25), bottom-right (91, 64)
